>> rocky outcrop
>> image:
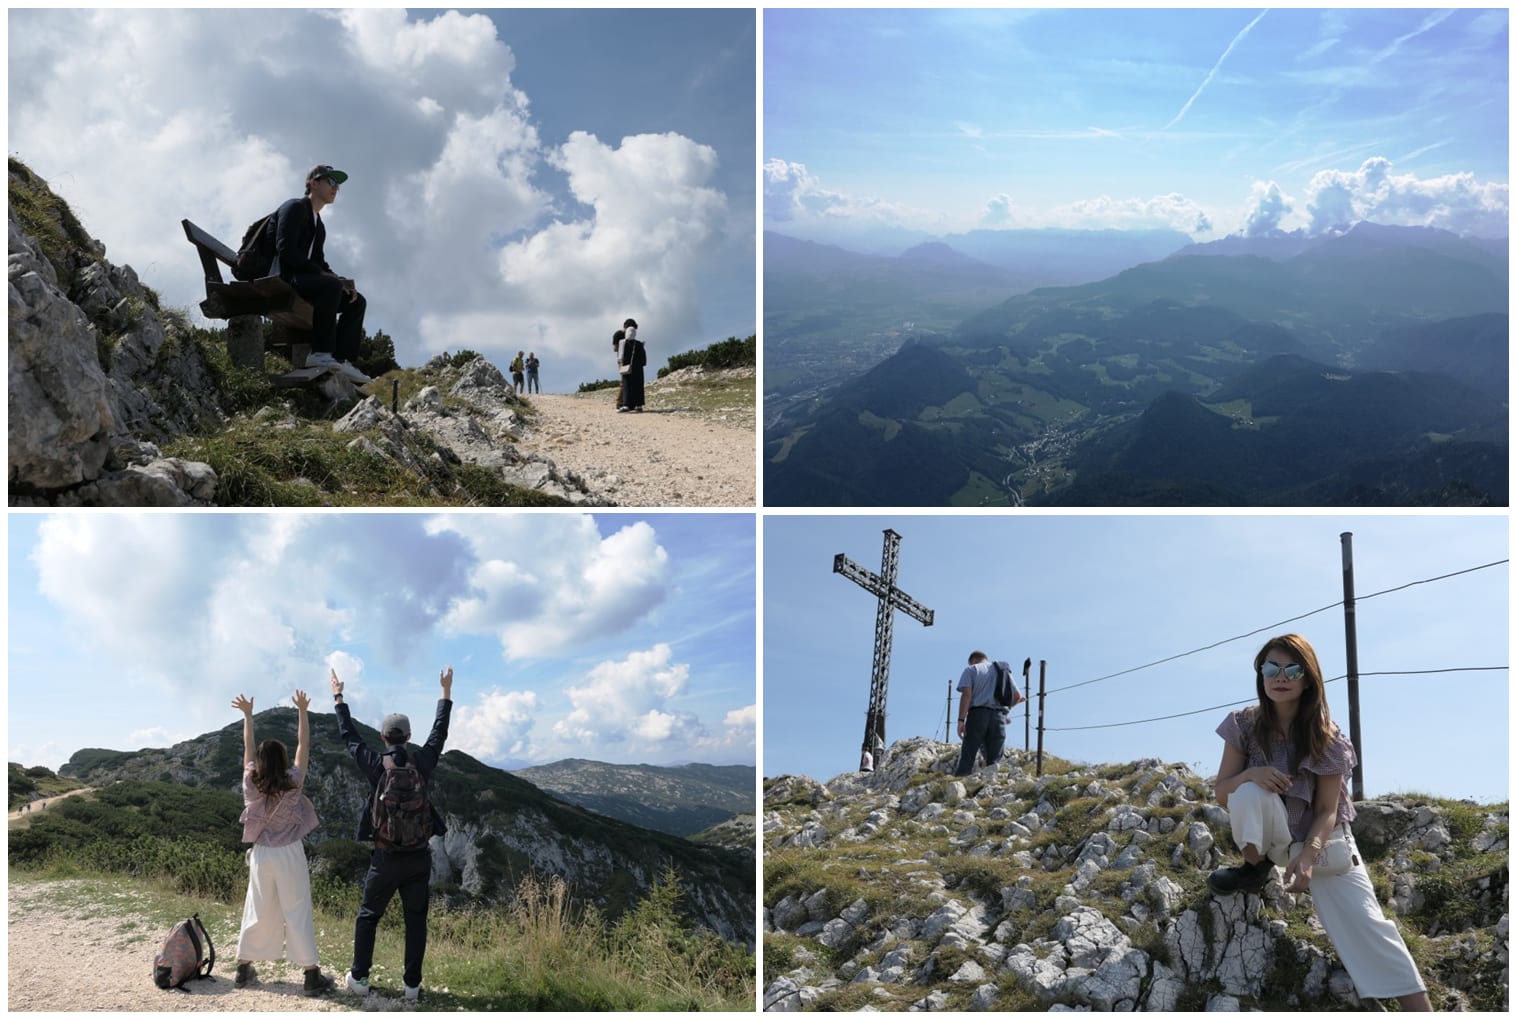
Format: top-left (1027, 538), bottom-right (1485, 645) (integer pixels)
top-left (763, 738), bottom-right (1508, 1011)
top-left (9, 161), bottom-right (220, 505)
top-left (331, 360), bottom-right (602, 504)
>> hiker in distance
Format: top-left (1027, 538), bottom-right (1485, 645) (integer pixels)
top-left (617, 317), bottom-right (647, 413)
top-left (230, 690), bottom-right (336, 995)
top-left (1209, 634), bottom-right (1430, 1010)
top-left (525, 351), bottom-right (541, 394)
top-left (332, 665), bottom-right (454, 1002)
top-left (276, 164), bottom-right (370, 384)
top-left (510, 351), bottom-right (526, 393)
top-left (953, 650), bottom-right (1025, 776)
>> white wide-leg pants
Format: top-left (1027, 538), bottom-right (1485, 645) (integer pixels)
top-left (236, 842), bottom-right (319, 967)
top-left (1226, 781), bottom-right (1425, 999)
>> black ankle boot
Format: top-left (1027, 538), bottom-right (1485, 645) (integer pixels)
top-left (235, 962), bottom-right (257, 987)
top-left (1207, 857), bottom-right (1275, 895)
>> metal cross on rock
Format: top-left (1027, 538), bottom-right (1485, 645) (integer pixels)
top-left (833, 528), bottom-right (935, 772)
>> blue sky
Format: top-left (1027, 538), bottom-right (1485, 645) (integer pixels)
top-left (765, 8), bottom-right (1509, 245)
top-left (7, 8), bottom-right (755, 390)
top-left (764, 514), bottom-right (1509, 805)
top-left (7, 512), bottom-right (756, 773)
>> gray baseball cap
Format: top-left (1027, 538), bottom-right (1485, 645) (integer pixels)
top-left (381, 713), bottom-right (411, 742)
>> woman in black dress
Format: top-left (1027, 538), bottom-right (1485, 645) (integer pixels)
top-left (618, 317), bottom-right (646, 412)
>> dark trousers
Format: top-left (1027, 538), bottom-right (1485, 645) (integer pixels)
top-left (288, 273), bottom-right (366, 360)
top-left (954, 706), bottom-right (1006, 775)
top-left (351, 848), bottom-right (431, 988)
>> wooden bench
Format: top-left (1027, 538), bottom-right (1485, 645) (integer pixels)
top-left (181, 218), bottom-right (330, 378)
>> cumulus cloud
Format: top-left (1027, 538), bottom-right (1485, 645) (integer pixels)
top-left (1048, 193), bottom-right (1214, 235)
top-left (433, 515), bottom-right (670, 659)
top-left (1305, 157), bottom-right (1509, 236)
top-left (1243, 181), bottom-right (1294, 237)
top-left (29, 516), bottom-right (476, 709)
top-left (551, 644), bottom-right (699, 752)
top-left (763, 158), bottom-right (921, 228)
top-left (452, 689), bottom-right (542, 760)
top-left (980, 193), bottom-right (1016, 227)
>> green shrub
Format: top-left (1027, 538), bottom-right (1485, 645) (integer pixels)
top-left (657, 335), bottom-right (756, 379)
top-left (578, 378), bottom-right (621, 393)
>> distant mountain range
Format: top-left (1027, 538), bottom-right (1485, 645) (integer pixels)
top-left (58, 709), bottom-right (754, 943)
top-left (765, 222), bottom-right (1508, 507)
top-left (511, 758), bottom-right (754, 840)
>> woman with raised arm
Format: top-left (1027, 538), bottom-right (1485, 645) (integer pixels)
top-left (231, 690), bottom-right (335, 996)
top-left (1209, 634), bottom-right (1430, 1011)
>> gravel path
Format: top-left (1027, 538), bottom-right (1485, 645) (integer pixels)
top-left (518, 369), bottom-right (755, 508)
top-left (7, 879), bottom-right (361, 1012)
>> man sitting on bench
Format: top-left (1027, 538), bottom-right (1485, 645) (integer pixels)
top-left (276, 164), bottom-right (371, 384)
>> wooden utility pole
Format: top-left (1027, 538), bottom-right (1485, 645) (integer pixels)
top-left (833, 529), bottom-right (935, 772)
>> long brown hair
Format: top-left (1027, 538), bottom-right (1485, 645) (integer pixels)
top-left (1250, 633), bottom-right (1335, 774)
top-left (252, 739), bottom-right (296, 798)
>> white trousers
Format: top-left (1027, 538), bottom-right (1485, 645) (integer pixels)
top-left (1226, 782), bottom-right (1425, 999)
top-left (236, 842), bottom-right (319, 967)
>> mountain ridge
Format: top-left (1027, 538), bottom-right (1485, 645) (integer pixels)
top-left (55, 707), bottom-right (754, 944)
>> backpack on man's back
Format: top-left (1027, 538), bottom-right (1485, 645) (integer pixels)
top-left (992, 660), bottom-right (1023, 710)
top-left (232, 212), bottom-right (278, 281)
top-left (372, 752), bottom-right (433, 850)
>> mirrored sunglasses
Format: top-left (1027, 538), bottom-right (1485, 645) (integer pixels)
top-left (1261, 661), bottom-right (1304, 682)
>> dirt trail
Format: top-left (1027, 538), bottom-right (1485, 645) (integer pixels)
top-left (8, 786), bottom-right (94, 820)
top-left (518, 369), bottom-right (755, 507)
top-left (7, 879), bottom-right (358, 1012)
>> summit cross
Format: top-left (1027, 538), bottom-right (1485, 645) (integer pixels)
top-left (833, 528), bottom-right (935, 772)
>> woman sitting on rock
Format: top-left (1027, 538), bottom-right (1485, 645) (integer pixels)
top-left (1209, 634), bottom-right (1429, 1010)
top-left (231, 689), bottom-right (334, 995)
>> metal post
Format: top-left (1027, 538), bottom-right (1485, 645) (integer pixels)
top-left (1035, 659), bottom-right (1047, 777)
top-left (1341, 532), bottom-right (1365, 801)
top-left (1023, 658), bottom-right (1032, 752)
top-left (945, 678), bottom-right (953, 744)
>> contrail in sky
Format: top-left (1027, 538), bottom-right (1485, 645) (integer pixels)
top-left (1165, 9), bottom-right (1269, 130)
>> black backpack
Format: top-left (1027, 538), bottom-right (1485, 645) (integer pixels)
top-left (372, 751), bottom-right (433, 850)
top-left (232, 212), bottom-right (278, 281)
top-left (992, 660), bottom-right (1022, 709)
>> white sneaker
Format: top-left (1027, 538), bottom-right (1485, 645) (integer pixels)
top-left (404, 983), bottom-right (421, 1001)
top-left (306, 352), bottom-right (340, 368)
top-left (336, 361), bottom-right (373, 384)
top-left (343, 972), bottom-right (370, 996)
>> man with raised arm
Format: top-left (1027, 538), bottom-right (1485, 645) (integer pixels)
top-left (331, 665), bottom-right (453, 1002)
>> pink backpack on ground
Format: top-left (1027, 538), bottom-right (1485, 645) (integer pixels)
top-left (153, 914), bottom-right (215, 989)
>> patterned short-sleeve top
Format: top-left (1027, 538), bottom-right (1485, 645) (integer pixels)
top-left (241, 763), bottom-right (319, 847)
top-left (1216, 708), bottom-right (1356, 841)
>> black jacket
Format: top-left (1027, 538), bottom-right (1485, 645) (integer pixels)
top-left (274, 196), bottom-right (330, 279)
top-left (335, 698), bottom-right (452, 843)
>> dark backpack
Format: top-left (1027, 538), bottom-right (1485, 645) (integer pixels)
top-left (232, 212), bottom-right (278, 281)
top-left (630, 339), bottom-right (647, 369)
top-left (372, 751), bottom-right (433, 850)
top-left (153, 914), bottom-right (215, 989)
top-left (992, 660), bottom-right (1022, 710)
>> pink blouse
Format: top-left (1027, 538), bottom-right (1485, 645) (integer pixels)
top-left (240, 763), bottom-right (319, 847)
top-left (1216, 708), bottom-right (1356, 841)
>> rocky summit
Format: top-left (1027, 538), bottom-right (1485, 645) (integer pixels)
top-left (762, 738), bottom-right (1507, 1011)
